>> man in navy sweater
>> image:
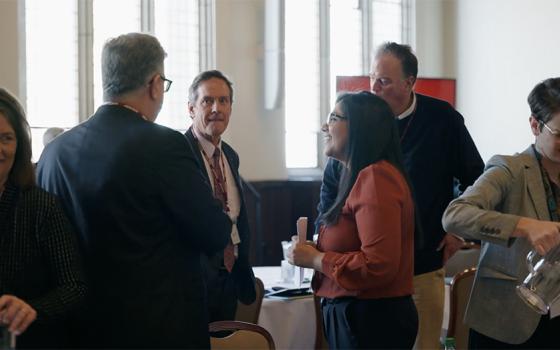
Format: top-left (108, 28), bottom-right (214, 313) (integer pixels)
top-left (317, 42), bottom-right (484, 349)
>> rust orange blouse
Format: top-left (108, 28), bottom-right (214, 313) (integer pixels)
top-left (312, 160), bottom-right (415, 299)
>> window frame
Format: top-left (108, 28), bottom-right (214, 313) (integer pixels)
top-left (20, 0), bottom-right (214, 128)
top-left (285, 0), bottom-right (412, 176)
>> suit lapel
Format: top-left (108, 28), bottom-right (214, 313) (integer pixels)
top-left (522, 146), bottom-right (550, 221)
top-left (222, 143), bottom-right (244, 198)
top-left (185, 128), bottom-right (211, 184)
top-left (185, 129), bottom-right (244, 203)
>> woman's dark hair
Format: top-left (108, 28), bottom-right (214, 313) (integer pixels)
top-left (0, 88), bottom-right (35, 189)
top-left (528, 77), bottom-right (560, 129)
top-left (320, 91), bottom-right (411, 226)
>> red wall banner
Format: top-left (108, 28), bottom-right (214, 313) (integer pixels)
top-left (336, 76), bottom-right (456, 107)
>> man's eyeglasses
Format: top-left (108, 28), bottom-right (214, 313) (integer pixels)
top-left (160, 75), bottom-right (173, 93)
top-left (540, 120), bottom-right (560, 137)
top-left (326, 112), bottom-right (348, 125)
top-left (369, 74), bottom-right (393, 87)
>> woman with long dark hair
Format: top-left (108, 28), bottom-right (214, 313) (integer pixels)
top-left (0, 88), bottom-right (86, 348)
top-left (289, 91), bottom-right (418, 349)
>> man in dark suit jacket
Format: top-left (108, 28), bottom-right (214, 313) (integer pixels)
top-left (185, 70), bottom-right (256, 322)
top-left (36, 33), bottom-right (231, 349)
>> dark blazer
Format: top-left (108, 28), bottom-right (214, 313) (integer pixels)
top-left (184, 128), bottom-right (256, 306)
top-left (36, 105), bottom-right (231, 349)
top-left (0, 184), bottom-right (86, 349)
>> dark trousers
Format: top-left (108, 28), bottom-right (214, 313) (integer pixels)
top-left (207, 268), bottom-right (238, 322)
top-left (469, 314), bottom-right (560, 349)
top-left (321, 296), bottom-right (418, 349)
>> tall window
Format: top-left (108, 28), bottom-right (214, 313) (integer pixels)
top-left (25, 0), bottom-right (78, 163)
top-left (284, 0), bottom-right (320, 169)
top-left (371, 0), bottom-right (404, 50)
top-left (24, 0), bottom-right (209, 161)
top-left (329, 0), bottom-right (363, 108)
top-left (154, 0), bottom-right (200, 130)
top-left (92, 0), bottom-right (142, 109)
top-left (284, 0), bottom-right (410, 169)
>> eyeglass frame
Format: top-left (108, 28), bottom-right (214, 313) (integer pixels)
top-left (326, 112), bottom-right (348, 125)
top-left (369, 73), bottom-right (415, 89)
top-left (368, 74), bottom-right (394, 88)
top-left (160, 75), bottom-right (173, 93)
top-left (540, 120), bottom-right (560, 137)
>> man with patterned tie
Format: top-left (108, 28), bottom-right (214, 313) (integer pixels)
top-left (185, 70), bottom-right (256, 322)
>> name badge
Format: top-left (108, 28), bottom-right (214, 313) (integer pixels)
top-left (231, 223), bottom-right (241, 245)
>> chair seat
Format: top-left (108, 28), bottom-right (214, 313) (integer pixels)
top-left (447, 267), bottom-right (476, 350)
top-left (445, 245), bottom-right (480, 278)
top-left (235, 277), bottom-right (265, 324)
top-left (209, 320), bottom-right (275, 350)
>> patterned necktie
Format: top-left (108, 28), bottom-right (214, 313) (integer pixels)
top-left (212, 148), bottom-right (235, 272)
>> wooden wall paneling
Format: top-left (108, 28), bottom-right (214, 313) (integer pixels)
top-left (242, 180), bottom-right (322, 266)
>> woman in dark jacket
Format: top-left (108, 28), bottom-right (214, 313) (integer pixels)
top-left (0, 88), bottom-right (86, 348)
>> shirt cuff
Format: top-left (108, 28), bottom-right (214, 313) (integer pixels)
top-left (321, 251), bottom-right (340, 280)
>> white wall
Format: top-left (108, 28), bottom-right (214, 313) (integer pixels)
top-left (415, 0), bottom-right (457, 79)
top-left (215, 0), bottom-right (287, 180)
top-left (416, 0), bottom-right (560, 162)
top-left (454, 0), bottom-right (560, 161)
top-left (0, 0), bottom-right (21, 97)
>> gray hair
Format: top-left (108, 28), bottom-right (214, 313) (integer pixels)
top-left (102, 32), bottom-right (166, 100)
top-left (43, 127), bottom-right (65, 146)
top-left (375, 42), bottom-right (418, 81)
top-left (188, 70), bottom-right (234, 104)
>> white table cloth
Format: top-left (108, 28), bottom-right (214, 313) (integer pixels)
top-left (254, 266), bottom-right (316, 349)
top-left (254, 267), bottom-right (451, 348)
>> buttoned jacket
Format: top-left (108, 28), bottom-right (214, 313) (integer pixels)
top-left (184, 127), bottom-right (256, 305)
top-left (443, 146), bottom-right (551, 344)
top-left (37, 105), bottom-right (231, 348)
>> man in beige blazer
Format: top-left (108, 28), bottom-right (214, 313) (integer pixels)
top-left (443, 77), bottom-right (560, 348)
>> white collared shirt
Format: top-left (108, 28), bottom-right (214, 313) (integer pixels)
top-left (192, 127), bottom-right (241, 225)
top-left (396, 93), bottom-right (417, 120)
